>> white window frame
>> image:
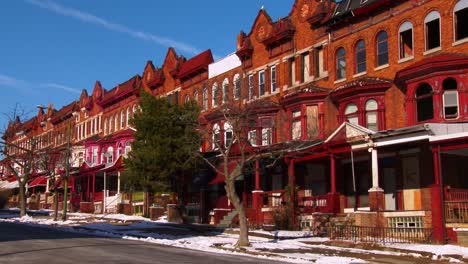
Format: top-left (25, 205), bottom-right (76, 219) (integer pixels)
top-left (222, 78), bottom-right (229, 104)
top-left (202, 87), bottom-right (208, 110)
top-left (271, 65), bottom-right (277, 93)
top-left (248, 74), bottom-right (254, 100)
top-left (233, 74), bottom-right (241, 100)
top-left (443, 90), bottom-right (459, 119)
top-left (224, 122), bottom-right (233, 146)
top-left (212, 83), bottom-right (218, 107)
top-left (454, 0), bottom-right (468, 42)
top-left (398, 21), bottom-right (414, 60)
top-left (212, 123), bottom-right (220, 150)
top-left (259, 70), bottom-right (265, 97)
top-left (424, 11), bottom-right (441, 51)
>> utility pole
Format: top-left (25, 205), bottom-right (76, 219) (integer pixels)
top-left (62, 124), bottom-right (71, 221)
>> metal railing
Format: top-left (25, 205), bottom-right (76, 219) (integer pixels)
top-left (329, 225), bottom-right (433, 244)
top-left (445, 201), bottom-right (468, 223)
top-left (261, 190), bottom-right (285, 208)
top-left (445, 188), bottom-right (468, 201)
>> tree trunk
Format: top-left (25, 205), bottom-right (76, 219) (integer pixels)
top-left (225, 180), bottom-right (250, 247)
top-left (53, 187), bottom-right (59, 221)
top-left (18, 183), bottom-right (27, 217)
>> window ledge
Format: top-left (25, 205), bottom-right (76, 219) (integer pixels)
top-left (313, 71), bottom-right (329, 81)
top-left (398, 56), bottom-right (414, 64)
top-left (374, 64), bottom-right (389, 72)
top-left (334, 78), bottom-right (347, 84)
top-left (452, 38), bottom-right (468, 47)
top-left (353, 72), bottom-right (367, 78)
top-left (423, 47), bottom-right (441, 56)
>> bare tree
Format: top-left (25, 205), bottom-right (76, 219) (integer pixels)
top-left (36, 143), bottom-right (67, 221)
top-left (197, 97), bottom-right (283, 247)
top-left (0, 105), bottom-right (40, 216)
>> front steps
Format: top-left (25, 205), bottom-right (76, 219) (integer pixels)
top-left (218, 210), bottom-right (238, 228)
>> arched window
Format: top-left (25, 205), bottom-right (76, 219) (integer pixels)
top-left (202, 87), bottom-right (208, 110)
top-left (424, 11), bottom-right (441, 51)
top-left (365, 100), bottom-right (378, 131)
top-left (126, 107), bottom-right (130, 127)
top-left (336, 47), bottom-right (346, 80)
top-left (104, 118), bottom-right (108, 135)
top-left (120, 110), bottom-right (125, 129)
top-left (184, 95), bottom-right (190, 104)
top-left (193, 90), bottom-right (199, 105)
top-left (345, 103), bottom-right (358, 125)
top-left (132, 104), bottom-right (137, 114)
top-left (355, 40), bottom-right (366, 74)
top-left (107, 146), bottom-right (114, 164)
top-left (443, 78), bottom-right (459, 119)
top-left (233, 74), bottom-right (241, 99)
top-left (212, 83), bottom-right (219, 107)
top-left (117, 143), bottom-right (123, 157)
top-left (399, 21), bottom-right (414, 59)
top-left (212, 123), bottom-right (220, 150)
top-left (222, 78), bottom-right (229, 104)
top-left (114, 114), bottom-right (118, 131)
top-left (454, 0), bottom-right (468, 41)
top-left (376, 31), bottom-right (389, 66)
top-left (415, 83), bottom-right (434, 122)
top-left (109, 117), bottom-right (113, 133)
top-left (125, 141), bottom-right (132, 154)
top-left (224, 122), bottom-right (233, 146)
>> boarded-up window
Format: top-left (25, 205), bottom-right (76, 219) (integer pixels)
top-left (292, 110), bottom-right (301, 140)
top-left (306, 105), bottom-right (319, 139)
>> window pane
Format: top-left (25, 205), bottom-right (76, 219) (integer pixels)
top-left (400, 29), bottom-right (413, 58)
top-left (444, 92), bottom-right (458, 106)
top-left (426, 19), bottom-right (440, 50)
top-left (292, 120), bottom-right (301, 140)
top-left (345, 104), bottom-right (358, 114)
top-left (366, 100), bottom-right (378, 110)
top-left (292, 110), bottom-right (301, 118)
top-left (455, 8), bottom-right (468, 41)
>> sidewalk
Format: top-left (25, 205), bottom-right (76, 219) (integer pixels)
top-left (1, 210), bottom-right (467, 264)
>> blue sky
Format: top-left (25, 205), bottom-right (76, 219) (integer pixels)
top-left (0, 0), bottom-right (294, 130)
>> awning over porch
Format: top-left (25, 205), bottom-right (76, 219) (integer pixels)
top-left (101, 156), bottom-right (124, 173)
top-left (29, 176), bottom-right (47, 188)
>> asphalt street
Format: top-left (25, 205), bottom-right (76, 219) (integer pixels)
top-left (0, 222), bottom-right (281, 264)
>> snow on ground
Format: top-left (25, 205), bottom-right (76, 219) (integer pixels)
top-left (1, 212), bottom-right (467, 263)
top-left (387, 243), bottom-right (468, 258)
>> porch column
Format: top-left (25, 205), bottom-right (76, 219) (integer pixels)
top-left (330, 154), bottom-right (336, 193)
top-left (117, 171), bottom-right (121, 194)
top-left (431, 147), bottom-right (445, 243)
top-left (369, 148), bottom-right (384, 212)
top-left (252, 159), bottom-right (264, 226)
top-left (46, 177), bottom-right (50, 193)
top-left (92, 173), bottom-right (96, 202)
top-left (103, 172), bottom-right (107, 214)
top-left (87, 175), bottom-right (90, 201)
top-left (288, 159), bottom-right (296, 227)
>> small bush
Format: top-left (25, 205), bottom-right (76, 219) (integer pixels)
top-left (273, 205), bottom-right (293, 230)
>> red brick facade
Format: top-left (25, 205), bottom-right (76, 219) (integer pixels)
top-left (2, 0), bottom-right (468, 243)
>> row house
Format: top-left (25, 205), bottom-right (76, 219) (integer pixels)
top-left (1, 0), bottom-right (467, 244)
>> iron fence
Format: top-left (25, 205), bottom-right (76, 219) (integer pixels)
top-left (445, 201), bottom-right (468, 223)
top-left (329, 225), bottom-right (433, 244)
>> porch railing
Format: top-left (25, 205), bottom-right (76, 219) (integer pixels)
top-left (261, 190), bottom-right (286, 208)
top-left (329, 225), bottom-right (433, 244)
top-left (445, 201), bottom-right (468, 223)
top-left (303, 194), bottom-right (332, 213)
top-left (445, 188), bottom-right (468, 201)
